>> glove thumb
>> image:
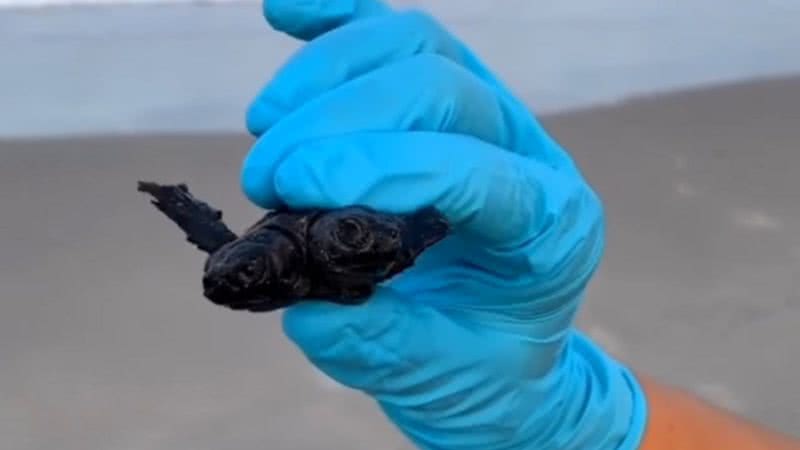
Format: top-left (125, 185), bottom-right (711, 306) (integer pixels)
top-left (264, 0), bottom-right (391, 40)
top-left (281, 286), bottom-right (436, 392)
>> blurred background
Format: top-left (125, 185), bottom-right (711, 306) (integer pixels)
top-left (1, 0), bottom-right (798, 448)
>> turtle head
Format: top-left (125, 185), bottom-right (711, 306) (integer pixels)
top-left (200, 230), bottom-right (309, 311)
top-left (201, 240), bottom-right (272, 305)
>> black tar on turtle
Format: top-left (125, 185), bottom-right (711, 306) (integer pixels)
top-left (137, 181), bottom-right (450, 312)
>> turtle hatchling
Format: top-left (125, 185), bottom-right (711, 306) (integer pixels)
top-left (137, 181), bottom-right (450, 312)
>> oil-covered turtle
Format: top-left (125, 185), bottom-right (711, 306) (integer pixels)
top-left (137, 181), bottom-right (450, 312)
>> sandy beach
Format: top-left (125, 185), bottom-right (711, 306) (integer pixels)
top-left (2, 76), bottom-right (798, 448)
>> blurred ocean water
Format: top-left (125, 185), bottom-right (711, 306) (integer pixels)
top-left (1, 0), bottom-right (799, 138)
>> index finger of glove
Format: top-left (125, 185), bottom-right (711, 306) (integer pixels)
top-left (248, 9), bottom-right (525, 137)
top-left (242, 53), bottom-right (564, 210)
top-left (273, 131), bottom-right (603, 265)
top-left (256, 3), bottom-right (565, 166)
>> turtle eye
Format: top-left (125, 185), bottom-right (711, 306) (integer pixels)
top-left (236, 256), bottom-right (267, 287)
top-left (335, 217), bottom-right (374, 251)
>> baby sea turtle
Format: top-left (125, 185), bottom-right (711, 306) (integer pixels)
top-left (137, 181), bottom-right (450, 312)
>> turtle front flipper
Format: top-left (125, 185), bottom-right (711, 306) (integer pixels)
top-left (137, 181), bottom-right (238, 254)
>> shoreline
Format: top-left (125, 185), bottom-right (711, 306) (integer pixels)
top-left (3, 74), bottom-right (799, 143)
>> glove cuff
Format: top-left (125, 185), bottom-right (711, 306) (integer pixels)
top-left (563, 330), bottom-right (648, 450)
top-left (616, 366), bottom-right (648, 450)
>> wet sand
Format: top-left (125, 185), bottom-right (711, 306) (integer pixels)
top-left (2, 76), bottom-right (799, 448)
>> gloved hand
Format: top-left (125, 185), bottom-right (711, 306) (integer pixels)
top-left (241, 1), bottom-right (647, 448)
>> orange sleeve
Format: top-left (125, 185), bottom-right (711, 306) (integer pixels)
top-left (637, 374), bottom-right (799, 450)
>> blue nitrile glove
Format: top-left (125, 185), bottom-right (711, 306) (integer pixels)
top-left (241, 1), bottom-right (648, 449)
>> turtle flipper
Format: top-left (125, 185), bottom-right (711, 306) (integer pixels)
top-left (137, 181), bottom-right (238, 254)
top-left (400, 207), bottom-right (451, 261)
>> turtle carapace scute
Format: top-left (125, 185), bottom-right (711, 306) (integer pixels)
top-left (137, 181), bottom-right (450, 312)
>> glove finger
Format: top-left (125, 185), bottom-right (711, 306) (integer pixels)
top-left (263, 0), bottom-right (391, 41)
top-left (248, 9), bottom-right (531, 139)
top-left (242, 53), bottom-right (572, 209)
top-left (282, 286), bottom-right (431, 392)
top-left (283, 287), bottom-right (555, 445)
top-left (273, 132), bottom-right (604, 288)
top-left (282, 286), bottom-right (496, 396)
